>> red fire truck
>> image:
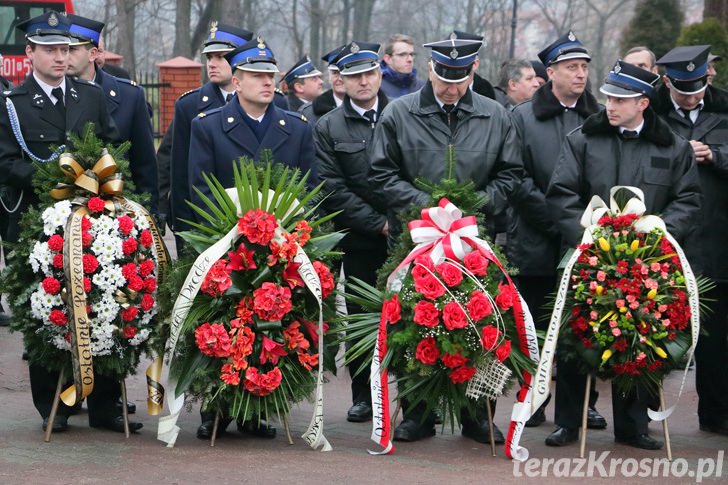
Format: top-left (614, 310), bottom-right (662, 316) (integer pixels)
top-left (1, 0), bottom-right (75, 84)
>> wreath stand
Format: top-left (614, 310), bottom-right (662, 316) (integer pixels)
top-left (578, 375), bottom-right (672, 461)
top-left (44, 368), bottom-right (131, 442)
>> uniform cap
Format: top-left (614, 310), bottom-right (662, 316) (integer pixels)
top-left (16, 11), bottom-right (71, 45)
top-left (538, 31), bottom-right (590, 66)
top-left (225, 37), bottom-right (278, 73)
top-left (321, 45), bottom-right (346, 71)
top-left (657, 45), bottom-right (711, 95)
top-left (600, 59), bottom-right (659, 98)
top-left (283, 55), bottom-right (322, 85)
top-left (66, 14), bottom-right (104, 46)
top-left (333, 41), bottom-right (380, 75)
top-left (424, 36), bottom-right (481, 83)
top-left (202, 22), bottom-right (253, 54)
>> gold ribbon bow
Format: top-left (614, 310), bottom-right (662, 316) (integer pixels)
top-left (50, 148), bottom-right (124, 200)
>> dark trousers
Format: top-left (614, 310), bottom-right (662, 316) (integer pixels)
top-left (695, 283), bottom-right (728, 422)
top-left (401, 398), bottom-right (497, 427)
top-left (30, 364), bottom-right (121, 425)
top-left (514, 275), bottom-right (555, 332)
top-left (343, 241), bottom-right (387, 404)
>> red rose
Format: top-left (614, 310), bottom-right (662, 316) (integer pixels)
top-left (83, 276), bottom-right (92, 293)
top-left (83, 254), bottom-right (99, 274)
top-left (52, 253), bottom-right (64, 269)
top-left (495, 282), bottom-right (517, 311)
top-left (127, 275), bottom-right (144, 292)
top-left (442, 301), bottom-right (468, 330)
top-left (415, 337), bottom-right (440, 365)
top-left (121, 306), bottom-right (139, 322)
top-left (382, 294), bottom-right (402, 324)
top-left (47, 234), bottom-right (64, 252)
top-left (140, 293), bottom-right (155, 311)
top-left (313, 261), bottom-right (335, 299)
top-left (122, 238), bottom-right (138, 256)
top-left (463, 251), bottom-right (489, 276)
top-left (220, 363), bottom-right (241, 386)
top-left (237, 209), bottom-right (278, 245)
top-left (139, 259), bottom-right (155, 277)
top-left (87, 197), bottom-right (105, 213)
top-left (123, 325), bottom-right (137, 339)
top-left (481, 325), bottom-right (501, 350)
top-left (82, 232), bottom-right (93, 247)
top-left (411, 254), bottom-right (435, 280)
top-left (42, 277), bottom-right (61, 295)
top-left (195, 322), bottom-right (232, 358)
top-left (413, 300), bottom-right (440, 327)
top-left (449, 365), bottom-right (477, 384)
top-left (442, 352), bottom-right (469, 369)
top-left (436, 262), bottom-right (463, 287)
top-left (139, 230), bottom-right (153, 247)
top-left (495, 340), bottom-right (511, 362)
top-left (466, 290), bottom-right (493, 321)
top-left (143, 277), bottom-right (157, 293)
top-left (200, 259), bottom-right (232, 297)
top-left (414, 274), bottom-right (446, 300)
top-left (121, 262), bottom-right (138, 280)
top-left (117, 215), bottom-right (134, 235)
top-left (49, 309), bottom-right (68, 326)
top-left (252, 282), bottom-right (292, 321)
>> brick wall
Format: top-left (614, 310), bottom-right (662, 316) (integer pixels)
top-left (156, 56), bottom-right (204, 134)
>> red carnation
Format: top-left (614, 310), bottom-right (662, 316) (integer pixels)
top-left (52, 253), bottom-right (64, 269)
top-left (463, 251), bottom-right (489, 276)
top-left (481, 325), bottom-right (501, 350)
top-left (82, 232), bottom-right (93, 247)
top-left (414, 273), bottom-right (446, 300)
top-left (83, 254), bottom-right (99, 274)
top-left (122, 238), bottom-right (138, 256)
top-left (449, 365), bottom-right (477, 384)
top-left (313, 261), bottom-right (335, 299)
top-left (194, 322), bottom-right (232, 358)
top-left (252, 282), bottom-right (292, 321)
top-left (466, 290), bottom-right (493, 321)
top-left (413, 300), bottom-right (440, 327)
top-left (495, 282), bottom-right (517, 310)
top-left (121, 306), bottom-right (139, 322)
top-left (127, 275), bottom-right (144, 292)
top-left (436, 262), bottom-right (463, 287)
top-left (117, 215), bottom-right (134, 235)
top-left (442, 301), bottom-right (468, 330)
top-left (415, 337), bottom-right (440, 365)
top-left (442, 352), bottom-right (468, 369)
top-left (83, 276), bottom-right (92, 293)
top-left (139, 259), bottom-right (155, 277)
top-left (123, 325), bottom-right (137, 339)
top-left (87, 197), bottom-right (105, 213)
top-left (139, 230), bottom-right (153, 247)
top-left (140, 293), bottom-right (155, 311)
top-left (47, 234), bottom-right (64, 252)
top-left (49, 309), bottom-right (68, 326)
top-left (382, 294), bottom-right (402, 324)
top-left (495, 340), bottom-right (511, 362)
top-left (121, 262), bottom-right (138, 280)
top-left (42, 277), bottom-right (61, 295)
top-left (81, 216), bottom-right (91, 231)
top-left (143, 277), bottom-right (157, 293)
top-left (237, 209), bottom-right (278, 245)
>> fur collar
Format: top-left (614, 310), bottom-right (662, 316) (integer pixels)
top-left (472, 73), bottom-right (496, 100)
top-left (581, 107), bottom-right (674, 146)
top-left (532, 81), bottom-right (600, 121)
top-left (311, 89), bottom-right (339, 116)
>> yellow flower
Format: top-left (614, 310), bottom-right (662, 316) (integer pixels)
top-left (589, 321), bottom-right (597, 327)
top-left (655, 347), bottom-right (667, 359)
top-left (598, 237), bottom-right (610, 252)
top-left (601, 349), bottom-right (612, 363)
top-left (596, 285), bottom-right (604, 295)
top-left (630, 240), bottom-right (639, 252)
top-left (619, 306), bottom-right (627, 313)
top-left (647, 288), bottom-right (657, 300)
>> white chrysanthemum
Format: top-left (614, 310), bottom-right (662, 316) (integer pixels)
top-left (41, 200), bottom-right (72, 236)
top-left (52, 335), bottom-right (70, 351)
top-left (91, 233), bottom-right (123, 266)
top-left (28, 241), bottom-right (53, 275)
top-left (129, 328), bottom-right (151, 346)
top-left (90, 214), bottom-right (118, 236)
top-left (134, 215), bottom-right (150, 230)
top-left (30, 290), bottom-right (52, 321)
top-left (92, 265), bottom-right (125, 292)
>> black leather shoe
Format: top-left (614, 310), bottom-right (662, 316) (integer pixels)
top-left (347, 402), bottom-right (373, 422)
top-left (545, 427), bottom-right (579, 446)
top-left (237, 419), bottom-right (276, 438)
top-left (116, 398), bottom-right (136, 414)
top-left (42, 415), bottom-right (68, 432)
top-left (197, 418), bottom-right (232, 439)
top-left (700, 419), bottom-right (728, 436)
top-left (461, 418), bottom-right (505, 444)
top-left (393, 418), bottom-right (436, 442)
top-left (0, 311), bottom-right (10, 327)
top-left (616, 433), bottom-right (663, 450)
top-left (90, 415), bottom-right (143, 433)
top-left (525, 407), bottom-right (546, 427)
top-left (587, 408), bottom-right (607, 429)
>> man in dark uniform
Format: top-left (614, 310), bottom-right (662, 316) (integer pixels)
top-left (653, 45), bottom-right (728, 437)
top-left (0, 12), bottom-right (143, 433)
top-left (369, 35), bottom-right (522, 444)
top-left (300, 45), bottom-right (346, 124)
top-left (0, 52), bottom-right (13, 326)
top-left (283, 55), bottom-right (324, 111)
top-left (507, 32), bottom-right (604, 433)
top-left (66, 14), bottom-right (158, 213)
top-left (546, 60), bottom-right (702, 449)
top-left (188, 37), bottom-right (315, 439)
top-left (314, 41), bottom-right (388, 423)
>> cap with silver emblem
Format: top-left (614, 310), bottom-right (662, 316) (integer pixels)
top-left (16, 11), bottom-right (72, 45)
top-left (538, 31), bottom-right (591, 66)
top-left (600, 59), bottom-right (659, 98)
top-left (224, 37), bottom-right (279, 73)
top-left (657, 45), bottom-right (711, 95)
top-left (423, 37), bottom-right (481, 83)
top-left (333, 41), bottom-right (380, 75)
top-left (202, 22), bottom-right (253, 54)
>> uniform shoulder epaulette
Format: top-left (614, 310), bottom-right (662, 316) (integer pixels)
top-left (197, 112), bottom-right (206, 118)
top-left (179, 88), bottom-right (200, 99)
top-left (196, 106), bottom-right (223, 119)
top-left (286, 110), bottom-right (308, 123)
top-left (274, 87), bottom-right (285, 95)
top-left (116, 77), bottom-right (140, 88)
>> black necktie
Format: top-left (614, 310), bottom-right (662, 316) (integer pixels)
top-left (680, 108), bottom-right (694, 126)
top-left (621, 130), bottom-right (639, 139)
top-left (51, 87), bottom-right (65, 116)
top-left (443, 104), bottom-right (455, 113)
top-left (363, 109), bottom-right (376, 124)
top-left (225, 93), bottom-right (234, 103)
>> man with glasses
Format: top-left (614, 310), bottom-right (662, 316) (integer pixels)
top-left (380, 34), bottom-right (425, 99)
